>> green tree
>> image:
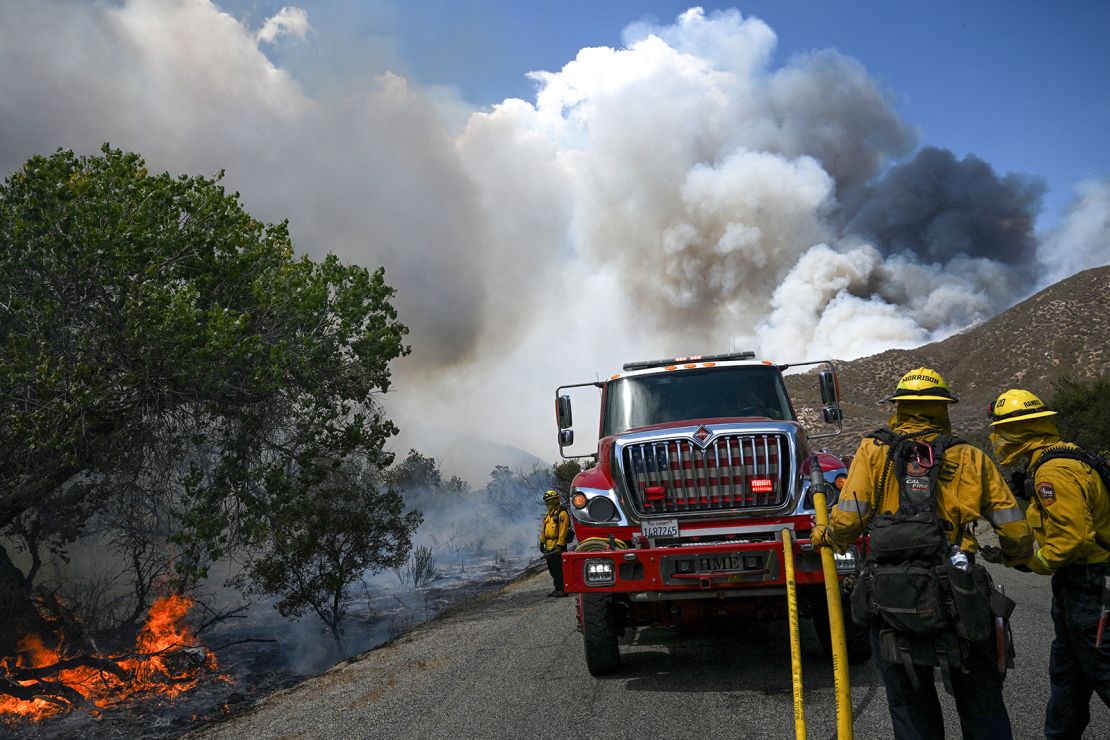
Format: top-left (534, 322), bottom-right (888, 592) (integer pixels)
top-left (239, 459), bottom-right (421, 656)
top-left (0, 147), bottom-right (411, 662)
top-left (383, 449), bottom-right (444, 490)
top-left (484, 464), bottom-right (554, 518)
top-left (1050, 374), bottom-right (1110, 452)
top-left (553, 459), bottom-right (582, 497)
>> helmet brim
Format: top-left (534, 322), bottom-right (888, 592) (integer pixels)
top-left (990, 409), bottom-right (1057, 426)
top-left (886, 394), bottom-right (959, 403)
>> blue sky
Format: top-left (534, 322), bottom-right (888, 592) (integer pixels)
top-left (2, 1), bottom-right (1107, 455)
top-left (222, 0), bottom-right (1110, 229)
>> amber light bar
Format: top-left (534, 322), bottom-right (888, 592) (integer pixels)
top-left (622, 351), bottom-right (756, 372)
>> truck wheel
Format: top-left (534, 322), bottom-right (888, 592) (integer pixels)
top-left (812, 592), bottom-right (872, 665)
top-left (581, 594), bottom-right (620, 676)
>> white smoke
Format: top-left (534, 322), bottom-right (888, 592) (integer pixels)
top-left (755, 242), bottom-right (926, 361)
top-left (1, 2), bottom-right (1107, 462)
top-left (1037, 178), bottom-right (1110, 284)
top-left (255, 6), bottom-right (310, 45)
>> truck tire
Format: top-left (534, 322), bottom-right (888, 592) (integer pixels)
top-left (812, 590), bottom-right (872, 665)
top-left (581, 594), bottom-right (620, 676)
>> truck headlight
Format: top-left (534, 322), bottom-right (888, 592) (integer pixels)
top-left (833, 547), bottom-right (858, 573)
top-left (586, 496), bottom-right (618, 522)
top-left (584, 558), bottom-right (615, 586)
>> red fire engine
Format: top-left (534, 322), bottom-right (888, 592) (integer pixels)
top-left (554, 352), bottom-right (870, 675)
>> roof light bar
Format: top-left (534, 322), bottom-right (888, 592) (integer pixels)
top-left (621, 351), bottom-right (756, 372)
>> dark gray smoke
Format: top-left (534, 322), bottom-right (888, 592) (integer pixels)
top-left (766, 49), bottom-right (917, 194)
top-left (841, 147), bottom-right (1046, 265)
top-left (0, 3), bottom-right (1106, 459)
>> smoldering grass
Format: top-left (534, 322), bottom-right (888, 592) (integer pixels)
top-left (393, 545), bottom-right (442, 589)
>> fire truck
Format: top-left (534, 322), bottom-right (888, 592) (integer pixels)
top-left (554, 352), bottom-right (870, 675)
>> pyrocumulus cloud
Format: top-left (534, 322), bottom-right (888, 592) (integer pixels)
top-left (1, 2), bottom-right (1107, 463)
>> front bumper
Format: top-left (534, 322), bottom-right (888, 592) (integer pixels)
top-left (562, 536), bottom-right (858, 594)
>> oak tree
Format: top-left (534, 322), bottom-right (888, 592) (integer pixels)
top-left (0, 146), bottom-right (413, 659)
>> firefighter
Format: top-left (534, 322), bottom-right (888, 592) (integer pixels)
top-left (811, 368), bottom-right (1033, 740)
top-left (986, 389), bottom-right (1110, 739)
top-left (539, 489), bottom-right (571, 597)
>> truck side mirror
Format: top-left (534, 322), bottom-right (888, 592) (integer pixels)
top-left (819, 370), bottom-right (843, 424)
top-left (556, 395), bottom-right (573, 430)
top-left (559, 429), bottom-right (574, 448)
top-left (818, 370), bottom-right (839, 405)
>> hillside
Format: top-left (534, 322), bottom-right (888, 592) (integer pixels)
top-left (787, 265), bottom-right (1110, 454)
top-left (389, 425), bottom-right (550, 487)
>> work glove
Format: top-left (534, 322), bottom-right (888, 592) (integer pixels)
top-left (1029, 550), bottom-right (1055, 575)
top-left (982, 544), bottom-right (1040, 571)
top-left (809, 524), bottom-right (830, 549)
top-left (809, 523), bottom-right (849, 554)
top-left (979, 545), bottom-right (1005, 564)
top-left (1014, 551), bottom-right (1054, 575)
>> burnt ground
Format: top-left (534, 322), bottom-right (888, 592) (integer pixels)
top-left (190, 532), bottom-right (1109, 740)
top-left (1, 561), bottom-right (546, 739)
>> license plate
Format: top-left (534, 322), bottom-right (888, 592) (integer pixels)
top-left (697, 555), bottom-right (742, 572)
top-left (641, 518), bottom-right (679, 538)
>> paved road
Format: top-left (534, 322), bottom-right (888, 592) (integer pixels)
top-left (198, 560), bottom-right (1108, 739)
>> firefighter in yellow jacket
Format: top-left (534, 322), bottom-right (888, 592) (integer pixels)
top-left (812, 368), bottom-right (1033, 740)
top-left (540, 489), bottom-right (571, 597)
top-left (816, 370), bottom-right (1033, 559)
top-left (987, 389), bottom-right (1110, 739)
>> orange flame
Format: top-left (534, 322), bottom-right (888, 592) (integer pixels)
top-left (1, 595), bottom-right (221, 722)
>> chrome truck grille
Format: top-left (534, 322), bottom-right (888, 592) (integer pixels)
top-left (619, 432), bottom-right (790, 515)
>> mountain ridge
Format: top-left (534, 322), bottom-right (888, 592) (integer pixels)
top-left (787, 265), bottom-right (1110, 454)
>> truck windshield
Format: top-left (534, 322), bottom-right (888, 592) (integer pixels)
top-left (602, 366), bottom-right (794, 437)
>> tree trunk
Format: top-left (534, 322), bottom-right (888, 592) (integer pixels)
top-left (328, 621), bottom-right (345, 660)
top-left (0, 544), bottom-right (52, 657)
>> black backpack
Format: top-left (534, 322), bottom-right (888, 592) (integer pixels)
top-left (850, 429), bottom-right (1015, 692)
top-left (553, 508), bottom-right (575, 550)
top-left (561, 509), bottom-right (576, 551)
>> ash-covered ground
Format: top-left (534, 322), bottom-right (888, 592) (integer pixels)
top-left (3, 450), bottom-right (554, 740)
top-left (3, 548), bottom-right (544, 739)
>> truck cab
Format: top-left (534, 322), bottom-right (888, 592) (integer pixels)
top-left (554, 352), bottom-right (869, 675)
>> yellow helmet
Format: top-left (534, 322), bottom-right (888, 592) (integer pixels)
top-left (885, 367), bottom-right (959, 403)
top-left (543, 489), bottom-right (560, 503)
top-left (989, 388), bottom-right (1057, 426)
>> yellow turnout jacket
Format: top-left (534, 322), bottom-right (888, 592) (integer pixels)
top-left (540, 506), bottom-right (570, 551)
top-left (826, 412), bottom-right (1033, 561)
top-left (1025, 443), bottom-right (1110, 572)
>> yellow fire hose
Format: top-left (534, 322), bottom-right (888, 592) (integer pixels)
top-left (781, 528), bottom-right (806, 740)
top-left (810, 459), bottom-right (854, 740)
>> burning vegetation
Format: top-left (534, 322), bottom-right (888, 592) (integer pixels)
top-left (1, 595), bottom-right (220, 723)
top-left (0, 148), bottom-right (415, 730)
top-left (0, 148), bottom-right (573, 734)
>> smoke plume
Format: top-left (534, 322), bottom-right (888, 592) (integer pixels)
top-left (1037, 178), bottom-right (1110, 285)
top-left (842, 147), bottom-right (1045, 266)
top-left (1, 2), bottom-right (1107, 461)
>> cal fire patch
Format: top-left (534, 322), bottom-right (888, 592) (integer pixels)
top-left (905, 476), bottom-right (931, 495)
top-left (1038, 481), bottom-right (1056, 506)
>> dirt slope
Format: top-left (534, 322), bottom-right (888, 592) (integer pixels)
top-left (788, 265), bottom-right (1110, 454)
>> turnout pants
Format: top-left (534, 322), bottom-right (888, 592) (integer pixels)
top-left (545, 549), bottom-right (565, 593)
top-left (1045, 563), bottom-right (1110, 739)
top-left (871, 629), bottom-right (1012, 740)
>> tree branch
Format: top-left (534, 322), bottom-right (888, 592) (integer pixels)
top-left (209, 637), bottom-right (277, 651)
top-left (0, 674), bottom-right (88, 708)
top-left (8, 654), bottom-right (129, 682)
